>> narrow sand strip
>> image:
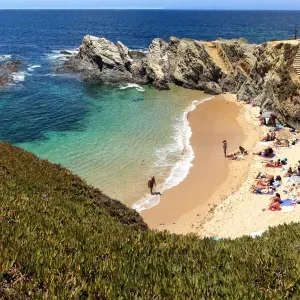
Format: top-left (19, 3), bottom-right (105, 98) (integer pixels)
top-left (142, 94), bottom-right (260, 232)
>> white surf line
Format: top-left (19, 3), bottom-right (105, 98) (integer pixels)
top-left (132, 95), bottom-right (214, 212)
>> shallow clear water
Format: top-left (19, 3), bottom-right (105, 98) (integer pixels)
top-left (1, 10), bottom-right (300, 207)
top-left (14, 83), bottom-right (205, 206)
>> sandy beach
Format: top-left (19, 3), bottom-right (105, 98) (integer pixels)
top-left (143, 91), bottom-right (300, 239)
top-left (142, 94), bottom-right (261, 233)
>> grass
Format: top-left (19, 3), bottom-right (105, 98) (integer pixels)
top-left (1, 143), bottom-right (300, 298)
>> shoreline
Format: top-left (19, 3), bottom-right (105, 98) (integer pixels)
top-left (132, 93), bottom-right (213, 212)
top-left (142, 94), bottom-right (260, 232)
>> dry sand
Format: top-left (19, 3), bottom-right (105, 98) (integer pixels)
top-left (142, 94), bottom-right (261, 233)
top-left (202, 125), bottom-right (300, 239)
top-left (143, 92), bottom-right (300, 239)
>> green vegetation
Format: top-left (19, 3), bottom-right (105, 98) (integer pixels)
top-left (1, 143), bottom-right (300, 298)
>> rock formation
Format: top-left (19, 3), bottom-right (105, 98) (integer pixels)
top-left (0, 60), bottom-right (22, 86)
top-left (61, 35), bottom-right (300, 127)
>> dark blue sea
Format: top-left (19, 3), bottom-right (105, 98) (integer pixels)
top-left (0, 10), bottom-right (299, 207)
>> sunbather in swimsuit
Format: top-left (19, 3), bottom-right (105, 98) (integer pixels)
top-left (265, 159), bottom-right (282, 168)
top-left (268, 193), bottom-right (281, 211)
top-left (284, 167), bottom-right (294, 177)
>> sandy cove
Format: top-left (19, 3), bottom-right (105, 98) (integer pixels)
top-left (144, 92), bottom-right (300, 239)
top-left (142, 93), bottom-right (262, 234)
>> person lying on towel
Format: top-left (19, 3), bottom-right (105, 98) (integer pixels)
top-left (265, 159), bottom-right (282, 168)
top-left (254, 147), bottom-right (274, 158)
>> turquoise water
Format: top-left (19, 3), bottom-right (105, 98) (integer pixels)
top-left (7, 9), bottom-right (295, 208)
top-left (16, 81), bottom-right (205, 207)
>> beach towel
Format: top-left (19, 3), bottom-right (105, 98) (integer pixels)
top-left (254, 189), bottom-right (273, 195)
top-left (271, 199), bottom-right (297, 213)
top-left (259, 141), bottom-right (273, 146)
top-left (287, 176), bottom-right (300, 184)
top-left (260, 153), bottom-right (276, 158)
top-left (265, 164), bottom-right (282, 168)
top-left (277, 206), bottom-right (296, 213)
top-left (250, 230), bottom-right (266, 238)
top-left (280, 199), bottom-right (296, 206)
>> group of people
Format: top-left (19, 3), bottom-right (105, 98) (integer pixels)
top-left (284, 163), bottom-right (300, 177)
top-left (222, 140), bottom-right (248, 159)
top-left (262, 132), bottom-right (276, 142)
top-left (259, 112), bottom-right (276, 127)
top-left (251, 173), bottom-right (282, 194)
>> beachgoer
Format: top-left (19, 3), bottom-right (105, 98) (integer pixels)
top-left (255, 147), bottom-right (274, 157)
top-left (271, 132), bottom-right (276, 141)
top-left (259, 112), bottom-right (265, 125)
top-left (239, 146), bottom-right (248, 155)
top-left (270, 114), bottom-right (276, 127)
top-left (265, 159), bottom-right (282, 168)
top-left (268, 193), bottom-right (281, 211)
top-left (284, 167), bottom-right (294, 177)
top-left (148, 176), bottom-right (156, 195)
top-left (223, 140), bottom-right (227, 158)
top-left (263, 133), bottom-right (271, 142)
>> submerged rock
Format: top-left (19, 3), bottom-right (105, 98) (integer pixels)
top-left (60, 50), bottom-right (72, 55)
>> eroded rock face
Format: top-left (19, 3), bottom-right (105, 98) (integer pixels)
top-left (61, 35), bottom-right (300, 127)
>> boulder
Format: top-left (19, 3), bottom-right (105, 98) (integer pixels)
top-left (60, 50), bottom-right (72, 55)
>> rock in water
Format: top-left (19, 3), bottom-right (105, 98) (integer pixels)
top-left (60, 50), bottom-right (72, 55)
top-left (0, 60), bottom-right (22, 86)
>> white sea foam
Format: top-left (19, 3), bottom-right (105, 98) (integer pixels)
top-left (12, 71), bottom-right (26, 82)
top-left (0, 55), bottom-right (12, 61)
top-left (46, 49), bottom-right (79, 61)
top-left (129, 47), bottom-right (148, 54)
top-left (119, 83), bottom-right (145, 92)
top-left (27, 65), bottom-right (41, 72)
top-left (132, 96), bottom-right (214, 212)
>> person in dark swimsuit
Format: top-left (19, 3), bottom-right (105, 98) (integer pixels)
top-left (223, 140), bottom-right (227, 158)
top-left (148, 176), bottom-right (156, 195)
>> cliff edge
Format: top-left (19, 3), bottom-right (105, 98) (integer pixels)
top-left (62, 36), bottom-right (300, 127)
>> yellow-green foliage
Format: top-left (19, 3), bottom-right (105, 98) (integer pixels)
top-left (1, 143), bottom-right (300, 298)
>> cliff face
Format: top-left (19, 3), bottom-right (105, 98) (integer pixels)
top-left (62, 36), bottom-right (300, 127)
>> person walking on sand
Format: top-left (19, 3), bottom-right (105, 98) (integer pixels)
top-left (148, 176), bottom-right (156, 195)
top-left (222, 140), bottom-right (227, 158)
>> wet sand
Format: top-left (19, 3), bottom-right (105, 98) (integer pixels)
top-left (142, 94), bottom-right (258, 232)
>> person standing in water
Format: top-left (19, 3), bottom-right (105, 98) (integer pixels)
top-left (223, 140), bottom-right (227, 158)
top-left (148, 176), bottom-right (156, 195)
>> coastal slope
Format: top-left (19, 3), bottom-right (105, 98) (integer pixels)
top-left (62, 36), bottom-right (300, 128)
top-left (2, 143), bottom-right (300, 297)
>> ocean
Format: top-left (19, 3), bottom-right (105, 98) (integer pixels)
top-left (1, 10), bottom-right (300, 209)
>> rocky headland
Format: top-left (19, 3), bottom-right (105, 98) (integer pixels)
top-left (0, 59), bottom-right (22, 86)
top-left (61, 35), bottom-right (300, 128)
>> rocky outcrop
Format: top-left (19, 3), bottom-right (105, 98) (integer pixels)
top-left (0, 60), bottom-right (22, 86)
top-left (61, 35), bottom-right (300, 127)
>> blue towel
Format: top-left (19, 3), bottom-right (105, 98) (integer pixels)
top-left (280, 199), bottom-right (296, 206)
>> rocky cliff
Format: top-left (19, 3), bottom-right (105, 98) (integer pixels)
top-left (61, 36), bottom-right (300, 127)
